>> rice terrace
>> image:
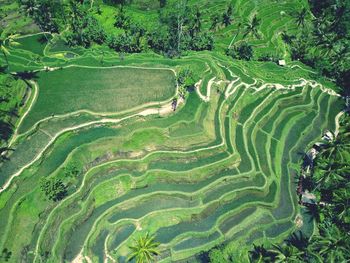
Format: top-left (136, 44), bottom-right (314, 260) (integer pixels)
top-left (0, 0), bottom-right (349, 263)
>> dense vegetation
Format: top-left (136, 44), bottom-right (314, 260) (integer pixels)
top-left (12, 0), bottom-right (348, 96)
top-left (207, 113), bottom-right (350, 262)
top-left (286, 0), bottom-right (350, 96)
top-left (0, 73), bottom-right (27, 154)
top-left (0, 0), bottom-right (349, 262)
top-left (17, 0), bottom-right (215, 56)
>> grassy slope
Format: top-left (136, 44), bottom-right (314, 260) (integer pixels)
top-left (18, 66), bottom-right (176, 133)
top-left (0, 0), bottom-right (343, 262)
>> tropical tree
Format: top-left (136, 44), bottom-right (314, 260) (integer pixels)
top-left (269, 243), bottom-right (303, 262)
top-left (159, 0), bottom-right (166, 8)
top-left (332, 185), bottom-right (350, 225)
top-left (227, 42), bottom-right (253, 61)
top-left (309, 224), bottom-right (350, 262)
top-left (210, 14), bottom-right (220, 31)
top-left (0, 248), bottom-right (12, 262)
top-left (281, 31), bottom-right (295, 45)
top-left (0, 31), bottom-right (20, 68)
top-left (114, 5), bottom-right (130, 29)
top-left (192, 6), bottom-right (201, 36)
top-left (127, 233), bottom-right (160, 263)
top-left (286, 231), bottom-right (310, 253)
top-left (249, 244), bottom-right (273, 262)
top-left (313, 160), bottom-right (347, 189)
top-left (23, 0), bottom-right (63, 32)
top-left (295, 7), bottom-right (308, 28)
top-left (244, 14), bottom-right (261, 39)
top-left (320, 130), bottom-right (349, 161)
top-left (40, 177), bottom-right (67, 201)
top-left (222, 4), bottom-right (233, 27)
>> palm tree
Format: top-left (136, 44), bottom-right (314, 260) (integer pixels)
top-left (210, 14), bottom-right (220, 31)
top-left (332, 185), bottom-right (350, 224)
top-left (127, 233), bottom-right (160, 263)
top-left (281, 31), bottom-right (295, 45)
top-left (193, 6), bottom-right (201, 34)
top-left (0, 31), bottom-right (20, 68)
top-left (269, 243), bottom-right (303, 262)
top-left (313, 161), bottom-right (347, 189)
top-left (295, 8), bottom-right (308, 28)
top-left (222, 4), bottom-right (233, 27)
top-left (320, 130), bottom-right (350, 162)
top-left (309, 225), bottom-right (350, 262)
top-left (286, 231), bottom-right (310, 251)
top-left (244, 14), bottom-right (261, 39)
top-left (249, 244), bottom-right (273, 262)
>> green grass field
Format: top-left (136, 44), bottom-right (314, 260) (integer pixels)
top-left (18, 66), bottom-right (176, 133)
top-left (0, 0), bottom-right (344, 262)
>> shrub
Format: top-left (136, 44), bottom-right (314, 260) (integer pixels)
top-left (226, 43), bottom-right (253, 61)
top-left (40, 177), bottom-right (67, 201)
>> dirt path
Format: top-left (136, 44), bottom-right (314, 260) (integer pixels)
top-left (334, 111), bottom-right (345, 136)
top-left (8, 81), bottom-right (38, 147)
top-left (0, 98), bottom-right (184, 194)
top-left (1, 68), bottom-right (340, 194)
top-left (195, 77), bottom-right (221, 102)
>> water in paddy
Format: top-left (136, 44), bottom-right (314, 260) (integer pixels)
top-left (16, 33), bottom-right (52, 55)
top-left (65, 52), bottom-right (76, 59)
top-left (155, 182), bottom-right (276, 244)
top-left (36, 126), bottom-right (121, 177)
top-left (173, 230), bottom-right (222, 251)
top-left (108, 194), bottom-right (200, 223)
top-left (63, 167), bottom-right (244, 260)
top-left (219, 207), bottom-right (257, 234)
top-left (0, 126), bottom-right (120, 185)
top-left (109, 224), bottom-right (136, 250)
top-left (0, 130), bottom-right (51, 185)
top-left (91, 229), bottom-right (108, 263)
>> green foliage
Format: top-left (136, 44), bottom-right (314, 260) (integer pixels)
top-left (65, 2), bottom-right (106, 47)
top-left (18, 0), bottom-right (65, 32)
top-left (285, 0), bottom-right (350, 95)
top-left (244, 14), bottom-right (261, 39)
top-left (246, 114), bottom-right (350, 263)
top-left (127, 233), bottom-right (160, 263)
top-left (176, 68), bottom-right (196, 99)
top-left (114, 6), bottom-right (130, 29)
top-left (159, 0), bottom-right (166, 8)
top-left (210, 14), bottom-right (221, 31)
top-left (177, 68), bottom-right (195, 88)
top-left (249, 244), bottom-right (274, 262)
top-left (0, 74), bottom-right (26, 145)
top-left (209, 248), bottom-right (226, 263)
top-left (107, 34), bottom-right (142, 53)
top-left (0, 248), bottom-right (12, 262)
top-left (222, 4), bottom-right (233, 27)
top-left (191, 32), bottom-right (214, 51)
top-left (64, 162), bottom-right (80, 177)
top-left (294, 8), bottom-right (308, 28)
top-left (18, 0), bottom-right (213, 55)
top-left (257, 51), bottom-right (280, 64)
top-left (148, 1), bottom-right (213, 56)
top-left (0, 30), bottom-right (21, 68)
top-left (40, 177), bottom-right (67, 202)
top-left (227, 42), bottom-right (254, 61)
top-left (207, 242), bottom-right (250, 263)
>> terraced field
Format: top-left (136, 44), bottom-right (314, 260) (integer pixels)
top-left (0, 3), bottom-right (343, 262)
